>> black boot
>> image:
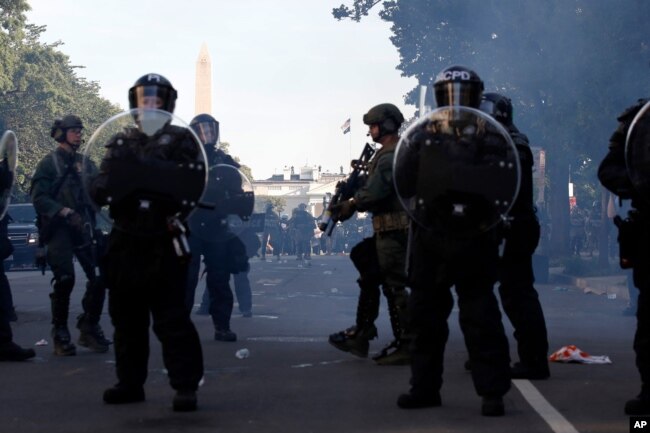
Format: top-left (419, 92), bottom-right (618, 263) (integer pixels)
top-left (103, 384), bottom-right (145, 404)
top-left (50, 292), bottom-right (76, 356)
top-left (0, 341), bottom-right (36, 361)
top-left (77, 314), bottom-right (111, 353)
top-left (481, 396), bottom-right (505, 417)
top-left (329, 324), bottom-right (378, 358)
top-left (173, 390), bottom-right (198, 412)
top-left (52, 326), bottom-right (76, 356)
top-left (625, 390), bottom-right (650, 415)
top-left (373, 339), bottom-right (411, 365)
top-left (374, 286), bottom-right (411, 365)
top-left (329, 276), bottom-right (381, 358)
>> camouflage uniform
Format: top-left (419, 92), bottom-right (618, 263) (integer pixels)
top-left (329, 103), bottom-right (409, 365)
top-left (352, 140), bottom-right (410, 363)
top-left (31, 147), bottom-right (109, 355)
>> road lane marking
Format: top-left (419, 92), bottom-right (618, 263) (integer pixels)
top-left (512, 379), bottom-right (580, 433)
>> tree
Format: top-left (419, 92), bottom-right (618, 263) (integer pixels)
top-left (0, 3), bottom-right (121, 202)
top-left (334, 0), bottom-right (650, 257)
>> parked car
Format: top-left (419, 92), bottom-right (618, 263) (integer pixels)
top-left (5, 203), bottom-right (39, 271)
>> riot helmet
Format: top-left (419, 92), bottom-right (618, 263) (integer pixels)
top-left (480, 92), bottom-right (513, 126)
top-left (265, 202), bottom-right (275, 212)
top-left (50, 115), bottom-right (84, 147)
top-left (128, 73), bottom-right (177, 113)
top-left (190, 113), bottom-right (220, 147)
top-left (298, 203), bottom-right (307, 211)
top-left (363, 103), bottom-right (404, 138)
top-left (434, 65), bottom-right (484, 108)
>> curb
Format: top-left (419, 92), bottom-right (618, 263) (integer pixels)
top-left (549, 273), bottom-right (631, 301)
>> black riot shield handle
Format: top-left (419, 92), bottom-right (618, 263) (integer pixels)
top-left (319, 143), bottom-right (375, 236)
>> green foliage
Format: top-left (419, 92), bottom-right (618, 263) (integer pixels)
top-left (0, 3), bottom-right (121, 202)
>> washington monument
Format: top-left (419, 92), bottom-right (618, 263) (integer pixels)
top-left (195, 43), bottom-right (212, 115)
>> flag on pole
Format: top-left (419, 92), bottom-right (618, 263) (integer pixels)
top-left (340, 118), bottom-right (351, 134)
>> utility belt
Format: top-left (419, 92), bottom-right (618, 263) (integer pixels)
top-left (372, 211), bottom-right (409, 233)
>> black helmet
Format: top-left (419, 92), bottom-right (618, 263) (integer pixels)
top-left (480, 92), bottom-right (513, 126)
top-left (190, 113), bottom-right (220, 146)
top-left (265, 202), bottom-right (275, 211)
top-left (433, 65), bottom-right (484, 108)
top-left (50, 115), bottom-right (83, 143)
top-left (128, 73), bottom-right (177, 112)
top-left (362, 103), bottom-right (404, 136)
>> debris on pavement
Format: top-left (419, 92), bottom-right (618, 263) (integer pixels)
top-left (550, 345), bottom-right (612, 364)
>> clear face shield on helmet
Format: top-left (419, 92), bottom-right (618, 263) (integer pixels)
top-left (130, 85), bottom-right (175, 135)
top-left (131, 85), bottom-right (174, 110)
top-left (435, 82), bottom-right (483, 108)
top-left (192, 121), bottom-right (219, 147)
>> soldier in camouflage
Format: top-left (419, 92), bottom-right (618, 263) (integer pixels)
top-left (30, 115), bottom-right (110, 356)
top-left (328, 103), bottom-right (411, 365)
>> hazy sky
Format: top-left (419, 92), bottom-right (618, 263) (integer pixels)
top-left (26, 0), bottom-right (417, 180)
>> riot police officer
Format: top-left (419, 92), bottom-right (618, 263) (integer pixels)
top-left (91, 73), bottom-right (204, 411)
top-left (394, 66), bottom-right (511, 416)
top-left (478, 92), bottom-right (550, 380)
top-left (0, 140), bottom-right (35, 361)
top-left (328, 103), bottom-right (411, 365)
top-left (598, 97), bottom-right (650, 415)
top-left (185, 113), bottom-right (250, 340)
top-left (31, 115), bottom-right (110, 356)
top-left (261, 202), bottom-right (280, 261)
top-left (290, 203), bottom-right (316, 264)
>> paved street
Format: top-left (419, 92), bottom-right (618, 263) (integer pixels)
top-left (0, 254), bottom-right (640, 433)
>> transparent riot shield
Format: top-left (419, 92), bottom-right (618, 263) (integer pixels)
top-left (626, 100), bottom-right (650, 202)
top-left (81, 109), bottom-right (207, 234)
top-left (188, 163), bottom-right (254, 243)
top-left (394, 106), bottom-right (520, 238)
top-left (0, 131), bottom-right (17, 219)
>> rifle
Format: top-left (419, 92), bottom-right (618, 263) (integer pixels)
top-left (318, 143), bottom-right (375, 236)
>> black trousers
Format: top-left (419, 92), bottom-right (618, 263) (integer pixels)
top-left (634, 264), bottom-right (650, 394)
top-left (106, 230), bottom-right (203, 391)
top-left (408, 229), bottom-right (511, 398)
top-left (0, 264), bottom-right (13, 344)
top-left (186, 237), bottom-right (234, 331)
top-left (499, 234), bottom-right (549, 368)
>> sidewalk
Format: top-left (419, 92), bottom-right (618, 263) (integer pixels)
top-left (548, 266), bottom-right (631, 301)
